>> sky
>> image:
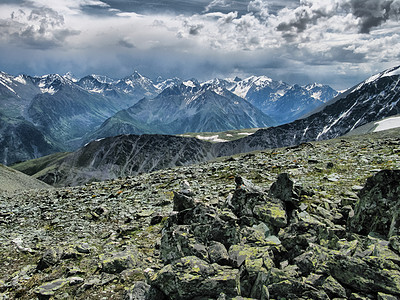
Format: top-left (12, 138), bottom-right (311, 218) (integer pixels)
top-left (0, 0), bottom-right (399, 90)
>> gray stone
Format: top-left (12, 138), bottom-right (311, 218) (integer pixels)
top-left (151, 256), bottom-right (240, 299)
top-left (208, 241), bottom-right (230, 265)
top-left (124, 281), bottom-right (151, 300)
top-left (36, 247), bottom-right (62, 270)
top-left (348, 170), bottom-right (400, 238)
top-left (173, 191), bottom-right (196, 212)
top-left (34, 278), bottom-right (69, 297)
top-left (328, 254), bottom-right (400, 296)
top-left (100, 249), bottom-right (140, 274)
top-left (322, 275), bottom-right (347, 298)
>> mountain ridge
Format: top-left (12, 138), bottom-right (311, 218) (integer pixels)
top-left (13, 64), bottom-right (399, 187)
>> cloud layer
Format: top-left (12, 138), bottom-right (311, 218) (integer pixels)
top-left (0, 0), bottom-right (399, 89)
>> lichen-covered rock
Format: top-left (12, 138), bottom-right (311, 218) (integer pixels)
top-left (36, 247), bottom-right (62, 270)
top-left (151, 256), bottom-right (240, 299)
top-left (348, 170), bottom-right (400, 238)
top-left (328, 254), bottom-right (400, 296)
top-left (160, 203), bottom-right (241, 263)
top-left (230, 176), bottom-right (265, 217)
top-left (124, 281), bottom-right (166, 300)
top-left (100, 249), bottom-right (140, 274)
top-left (34, 278), bottom-right (70, 297)
top-left (253, 200), bottom-right (287, 231)
top-left (322, 275), bottom-right (347, 298)
top-left (208, 241), bottom-right (229, 266)
top-left (173, 192), bottom-right (196, 212)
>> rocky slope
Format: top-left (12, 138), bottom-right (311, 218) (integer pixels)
top-left (1, 128), bottom-right (400, 299)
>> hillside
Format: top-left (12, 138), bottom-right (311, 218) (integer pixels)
top-left (0, 164), bottom-right (51, 192)
top-left (1, 129), bottom-right (400, 299)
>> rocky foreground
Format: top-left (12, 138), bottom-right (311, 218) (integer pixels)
top-left (1, 129), bottom-right (400, 299)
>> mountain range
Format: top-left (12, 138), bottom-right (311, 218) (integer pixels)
top-left (0, 70), bottom-right (337, 165)
top-left (12, 65), bottom-right (400, 187)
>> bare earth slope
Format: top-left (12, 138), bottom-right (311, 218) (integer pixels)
top-left (0, 164), bottom-right (52, 192)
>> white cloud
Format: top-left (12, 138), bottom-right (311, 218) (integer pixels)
top-left (0, 0), bottom-right (398, 90)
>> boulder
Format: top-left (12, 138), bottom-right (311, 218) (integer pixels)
top-left (150, 256), bottom-right (240, 299)
top-left (36, 247), bottom-right (62, 270)
top-left (328, 254), bottom-right (400, 296)
top-left (348, 170), bottom-right (400, 238)
top-left (173, 192), bottom-right (196, 212)
top-left (124, 281), bottom-right (166, 300)
top-left (208, 241), bottom-right (230, 266)
top-left (34, 278), bottom-right (70, 297)
top-left (100, 249), bottom-right (140, 274)
top-left (230, 176), bottom-right (265, 217)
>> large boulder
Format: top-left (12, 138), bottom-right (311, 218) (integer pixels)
top-left (348, 170), bottom-right (400, 238)
top-left (150, 256), bottom-right (240, 299)
top-left (328, 254), bottom-right (400, 296)
top-left (100, 248), bottom-right (141, 274)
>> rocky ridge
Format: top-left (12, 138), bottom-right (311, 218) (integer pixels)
top-left (1, 129), bottom-right (400, 299)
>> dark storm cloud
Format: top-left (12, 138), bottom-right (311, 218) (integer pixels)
top-left (277, 7), bottom-right (317, 33)
top-left (275, 0), bottom-right (400, 38)
top-left (186, 23), bottom-right (204, 35)
top-left (350, 0), bottom-right (400, 33)
top-left (118, 38), bottom-right (136, 48)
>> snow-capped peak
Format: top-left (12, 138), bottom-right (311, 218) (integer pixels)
top-left (304, 83), bottom-right (324, 90)
top-left (90, 74), bottom-right (115, 84)
top-left (183, 80), bottom-right (197, 88)
top-left (355, 65), bottom-right (400, 92)
top-left (38, 74), bottom-right (71, 95)
top-left (64, 72), bottom-right (78, 82)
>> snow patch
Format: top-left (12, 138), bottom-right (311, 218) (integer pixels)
top-left (40, 86), bottom-right (57, 95)
top-left (0, 75), bottom-right (17, 94)
top-left (311, 91), bottom-right (322, 100)
top-left (183, 80), bottom-right (197, 88)
top-left (195, 135), bottom-right (229, 143)
top-left (382, 66), bottom-right (400, 78)
top-left (14, 75), bottom-right (27, 85)
top-left (374, 116), bottom-right (400, 132)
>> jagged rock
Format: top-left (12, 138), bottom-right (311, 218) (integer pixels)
top-left (150, 256), bottom-right (240, 299)
top-left (328, 254), bottom-right (400, 296)
top-left (230, 176), bottom-right (264, 217)
top-left (321, 275), bottom-right (347, 298)
top-left (124, 281), bottom-right (165, 300)
top-left (160, 225), bottom-right (194, 263)
top-left (267, 278), bottom-right (330, 300)
top-left (377, 292), bottom-right (399, 300)
top-left (389, 235), bottom-right (400, 253)
top-left (37, 247), bottom-right (62, 270)
top-left (208, 241), bottom-right (230, 265)
top-left (253, 199), bottom-right (287, 232)
top-left (100, 249), bottom-right (140, 274)
top-left (269, 173), bottom-right (312, 209)
top-left (34, 278), bottom-right (70, 297)
top-left (348, 170), bottom-right (400, 238)
top-left (173, 192), bottom-right (196, 212)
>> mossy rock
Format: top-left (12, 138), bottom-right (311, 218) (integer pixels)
top-left (151, 256), bottom-right (240, 299)
top-left (100, 249), bottom-right (140, 274)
